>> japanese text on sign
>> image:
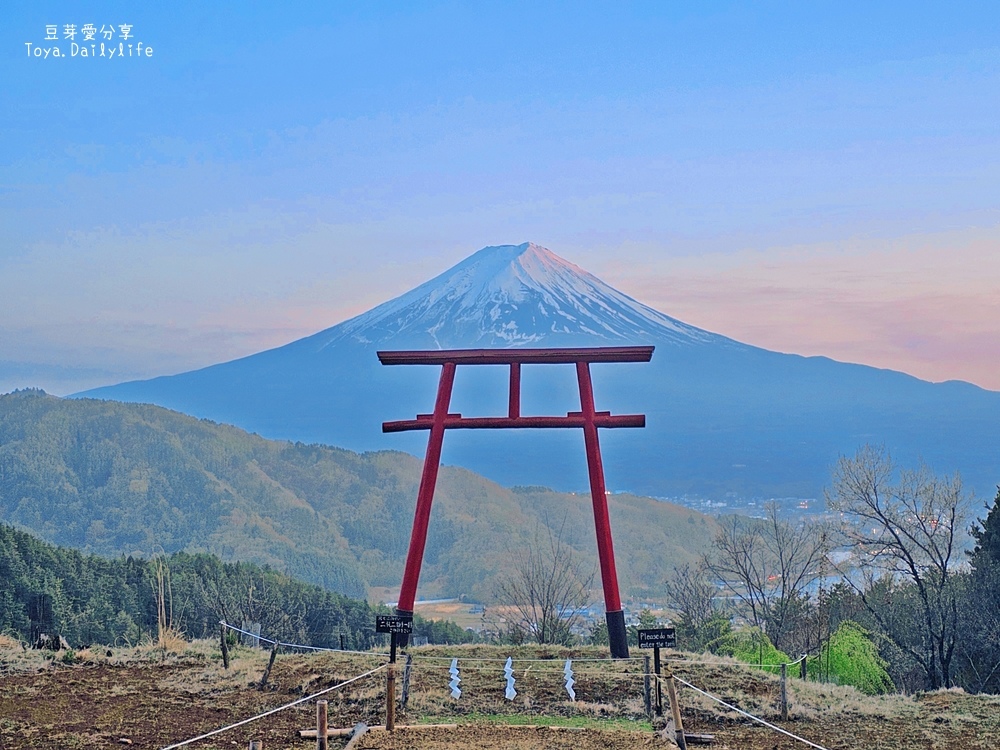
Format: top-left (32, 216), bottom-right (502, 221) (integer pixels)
top-left (375, 615), bottom-right (413, 635)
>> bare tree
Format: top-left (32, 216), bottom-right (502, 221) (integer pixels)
top-left (704, 502), bottom-right (829, 651)
top-left (666, 563), bottom-right (718, 625)
top-left (827, 444), bottom-right (970, 689)
top-left (492, 522), bottom-right (594, 645)
top-left (665, 562), bottom-right (727, 650)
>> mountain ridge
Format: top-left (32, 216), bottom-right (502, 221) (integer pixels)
top-left (75, 243), bottom-right (1000, 500)
top-left (0, 390), bottom-right (716, 600)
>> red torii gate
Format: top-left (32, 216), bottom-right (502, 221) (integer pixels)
top-left (379, 346), bottom-right (654, 658)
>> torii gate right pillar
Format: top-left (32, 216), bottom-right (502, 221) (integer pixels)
top-left (575, 359), bottom-right (628, 654)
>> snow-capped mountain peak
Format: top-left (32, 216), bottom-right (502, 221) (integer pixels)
top-left (308, 242), bottom-right (721, 350)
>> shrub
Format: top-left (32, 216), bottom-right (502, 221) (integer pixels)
top-left (712, 627), bottom-right (791, 674)
top-left (809, 621), bottom-right (895, 694)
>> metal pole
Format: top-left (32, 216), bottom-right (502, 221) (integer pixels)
top-left (576, 361), bottom-right (628, 659)
top-left (654, 646), bottom-right (663, 717)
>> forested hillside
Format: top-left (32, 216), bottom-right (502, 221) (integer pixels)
top-left (0, 522), bottom-right (369, 648)
top-left (0, 390), bottom-right (715, 602)
top-left (0, 523), bottom-right (473, 648)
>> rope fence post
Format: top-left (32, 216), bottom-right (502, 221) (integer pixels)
top-left (800, 654), bottom-right (808, 681)
top-left (385, 632), bottom-right (398, 733)
top-left (780, 662), bottom-right (788, 721)
top-left (259, 643), bottom-right (278, 689)
top-left (643, 654), bottom-right (652, 719)
top-left (316, 700), bottom-right (328, 750)
top-left (220, 623), bottom-right (230, 670)
top-left (653, 645), bottom-right (663, 718)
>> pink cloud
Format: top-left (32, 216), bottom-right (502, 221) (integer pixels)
top-left (594, 225), bottom-right (1000, 391)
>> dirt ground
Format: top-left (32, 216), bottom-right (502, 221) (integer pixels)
top-left (2, 642), bottom-right (999, 750)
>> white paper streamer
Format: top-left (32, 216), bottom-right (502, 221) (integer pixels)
top-left (563, 658), bottom-right (576, 701)
top-left (449, 657), bottom-right (462, 699)
top-left (504, 656), bottom-right (517, 700)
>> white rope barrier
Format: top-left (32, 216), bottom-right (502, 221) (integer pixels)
top-left (220, 620), bottom-right (808, 672)
top-left (159, 664), bottom-right (386, 750)
top-left (220, 621), bottom-right (389, 657)
top-left (672, 674), bottom-right (830, 750)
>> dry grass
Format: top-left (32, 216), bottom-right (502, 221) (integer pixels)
top-left (0, 634), bottom-right (24, 650)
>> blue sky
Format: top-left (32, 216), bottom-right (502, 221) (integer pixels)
top-left (2, 1), bottom-right (999, 393)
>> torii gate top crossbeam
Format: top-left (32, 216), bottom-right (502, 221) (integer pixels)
top-left (377, 346), bottom-right (653, 366)
top-left (378, 346), bottom-right (652, 433)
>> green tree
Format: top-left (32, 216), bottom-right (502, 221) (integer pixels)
top-left (970, 486), bottom-right (1000, 571)
top-left (957, 487), bottom-right (1000, 693)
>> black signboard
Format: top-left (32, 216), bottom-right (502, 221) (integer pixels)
top-left (376, 615), bottom-right (413, 635)
top-left (637, 627), bottom-right (676, 649)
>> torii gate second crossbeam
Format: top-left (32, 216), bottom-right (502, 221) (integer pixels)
top-left (378, 346), bottom-right (654, 659)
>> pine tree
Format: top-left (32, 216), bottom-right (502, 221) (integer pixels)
top-left (970, 486), bottom-right (1000, 572)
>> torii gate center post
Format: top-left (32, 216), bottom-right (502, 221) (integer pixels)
top-left (378, 345), bottom-right (654, 659)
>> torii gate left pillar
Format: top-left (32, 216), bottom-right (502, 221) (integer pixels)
top-left (378, 346), bottom-right (653, 659)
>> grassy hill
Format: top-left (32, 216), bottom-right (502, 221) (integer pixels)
top-left (0, 390), bottom-right (716, 602)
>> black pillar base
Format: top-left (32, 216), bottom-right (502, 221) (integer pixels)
top-left (395, 607), bottom-right (413, 648)
top-left (606, 609), bottom-right (629, 659)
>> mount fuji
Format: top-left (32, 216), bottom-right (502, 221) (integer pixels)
top-left (77, 243), bottom-right (1000, 500)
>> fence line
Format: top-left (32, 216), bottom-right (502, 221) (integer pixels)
top-left (220, 621), bottom-right (808, 671)
top-left (670, 674), bottom-right (830, 750)
top-left (159, 664), bottom-right (386, 750)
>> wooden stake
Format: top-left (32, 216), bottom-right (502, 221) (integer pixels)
top-left (220, 624), bottom-right (230, 670)
top-left (248, 742), bottom-right (261, 750)
top-left (401, 653), bottom-right (413, 709)
top-left (780, 663), bottom-right (788, 721)
top-left (800, 655), bottom-right (808, 681)
top-left (316, 700), bottom-right (328, 750)
top-left (385, 663), bottom-right (396, 732)
top-left (259, 643), bottom-right (278, 689)
top-left (643, 654), bottom-right (652, 719)
top-left (664, 671), bottom-right (687, 750)
top-left (385, 632), bottom-right (398, 731)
